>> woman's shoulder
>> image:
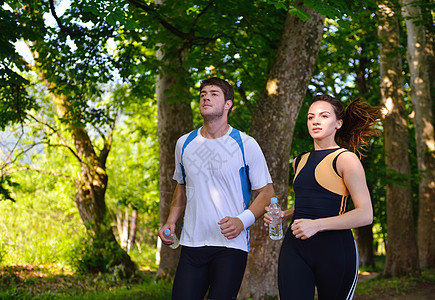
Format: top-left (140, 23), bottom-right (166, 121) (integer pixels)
top-left (336, 149), bottom-right (364, 174)
top-left (337, 149), bottom-right (360, 160)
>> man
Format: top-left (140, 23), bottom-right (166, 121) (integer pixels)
top-left (158, 77), bottom-right (274, 300)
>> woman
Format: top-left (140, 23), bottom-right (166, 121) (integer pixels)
top-left (264, 94), bottom-right (381, 299)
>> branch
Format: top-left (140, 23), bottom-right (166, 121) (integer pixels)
top-left (48, 0), bottom-right (83, 37)
top-left (191, 0), bottom-right (215, 28)
top-left (128, 0), bottom-right (190, 39)
top-left (237, 86), bottom-right (254, 111)
top-left (0, 127), bottom-right (26, 171)
top-left (1, 141), bottom-right (44, 168)
top-left (128, 0), bottom-right (218, 44)
top-left (25, 113), bottom-right (82, 163)
top-left (15, 166), bottom-right (73, 180)
top-left (98, 116), bottom-right (116, 167)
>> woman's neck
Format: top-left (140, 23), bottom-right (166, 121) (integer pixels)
top-left (313, 139), bottom-right (339, 151)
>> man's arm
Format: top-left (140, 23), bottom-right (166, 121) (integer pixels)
top-left (248, 183), bottom-right (275, 219)
top-left (158, 183), bottom-right (187, 245)
top-left (219, 183), bottom-right (275, 239)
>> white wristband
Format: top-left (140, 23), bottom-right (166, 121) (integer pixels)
top-left (236, 209), bottom-right (256, 229)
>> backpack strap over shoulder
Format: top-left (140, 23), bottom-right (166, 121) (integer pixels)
top-left (180, 129), bottom-right (199, 184)
top-left (229, 128), bottom-right (247, 166)
top-left (229, 129), bottom-right (251, 209)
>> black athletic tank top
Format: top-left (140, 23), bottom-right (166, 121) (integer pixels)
top-left (293, 148), bottom-right (349, 220)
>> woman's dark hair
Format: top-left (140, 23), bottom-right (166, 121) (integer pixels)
top-left (200, 77), bottom-right (234, 115)
top-left (311, 94), bottom-right (381, 155)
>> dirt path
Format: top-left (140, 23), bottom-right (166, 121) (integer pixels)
top-left (355, 272), bottom-right (435, 300)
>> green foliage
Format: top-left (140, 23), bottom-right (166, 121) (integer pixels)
top-left (0, 174), bottom-right (18, 202)
top-left (0, 138), bottom-right (83, 266)
top-left (0, 1), bottom-right (41, 130)
top-left (0, 0), bottom-right (428, 284)
top-left (0, 180), bottom-right (82, 267)
top-left (66, 233), bottom-right (123, 276)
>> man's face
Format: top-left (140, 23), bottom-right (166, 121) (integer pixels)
top-left (199, 85), bottom-right (232, 121)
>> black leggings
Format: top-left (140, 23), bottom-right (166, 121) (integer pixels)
top-left (278, 229), bottom-right (358, 300)
top-left (172, 246), bottom-right (248, 300)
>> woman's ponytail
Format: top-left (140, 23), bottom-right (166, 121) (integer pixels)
top-left (311, 95), bottom-right (381, 155)
top-left (337, 98), bottom-right (382, 155)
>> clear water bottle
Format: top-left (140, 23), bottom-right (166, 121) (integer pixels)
top-left (269, 197), bottom-right (283, 240)
top-left (164, 228), bottom-right (180, 249)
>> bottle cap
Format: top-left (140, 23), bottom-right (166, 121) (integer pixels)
top-left (270, 197), bottom-right (278, 204)
top-left (164, 228), bottom-right (171, 236)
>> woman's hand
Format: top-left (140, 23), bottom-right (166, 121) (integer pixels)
top-left (263, 207), bottom-right (273, 227)
top-left (291, 219), bottom-right (321, 239)
top-left (263, 207), bottom-right (285, 227)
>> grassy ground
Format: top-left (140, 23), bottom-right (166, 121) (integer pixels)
top-left (354, 268), bottom-right (435, 300)
top-left (0, 264), bottom-right (434, 299)
top-left (0, 265), bottom-right (172, 300)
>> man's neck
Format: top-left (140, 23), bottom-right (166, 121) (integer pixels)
top-left (201, 119), bottom-right (230, 139)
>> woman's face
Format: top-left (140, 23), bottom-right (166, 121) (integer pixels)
top-left (307, 101), bottom-right (343, 141)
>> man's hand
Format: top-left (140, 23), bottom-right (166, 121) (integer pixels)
top-left (218, 217), bottom-right (244, 239)
top-left (158, 224), bottom-right (176, 246)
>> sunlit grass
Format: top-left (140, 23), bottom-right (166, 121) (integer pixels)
top-left (0, 264), bottom-right (172, 300)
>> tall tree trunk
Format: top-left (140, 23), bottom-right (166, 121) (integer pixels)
top-left (355, 225), bottom-right (375, 268)
top-left (128, 209), bottom-right (137, 252)
top-left (53, 93), bottom-right (136, 276)
top-left (400, 0), bottom-right (435, 269)
top-left (155, 30), bottom-right (193, 276)
top-left (376, 0), bottom-right (420, 277)
top-left (239, 3), bottom-right (325, 298)
top-left (421, 0), bottom-right (435, 127)
top-left (354, 39), bottom-right (375, 269)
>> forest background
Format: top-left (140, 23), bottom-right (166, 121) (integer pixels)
top-left (0, 0), bottom-right (434, 299)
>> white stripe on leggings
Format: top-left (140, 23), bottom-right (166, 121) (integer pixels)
top-left (346, 239), bottom-right (359, 300)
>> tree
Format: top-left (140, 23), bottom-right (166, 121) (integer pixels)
top-left (376, 0), bottom-right (420, 277)
top-left (154, 37), bottom-right (194, 278)
top-left (240, 2), bottom-right (325, 298)
top-left (400, 0), bottom-right (435, 269)
top-left (126, 0), bottom-right (287, 277)
top-left (421, 0), bottom-right (435, 125)
top-left (3, 0), bottom-right (145, 276)
top-left (311, 1), bottom-right (382, 268)
top-left (0, 1), bottom-right (41, 201)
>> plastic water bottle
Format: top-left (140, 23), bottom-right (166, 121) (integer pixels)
top-left (164, 228), bottom-right (179, 249)
top-left (269, 197), bottom-right (283, 240)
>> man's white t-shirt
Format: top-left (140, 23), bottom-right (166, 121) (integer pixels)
top-left (173, 126), bottom-right (272, 252)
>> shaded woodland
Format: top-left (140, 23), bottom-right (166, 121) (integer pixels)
top-left (0, 0), bottom-right (434, 299)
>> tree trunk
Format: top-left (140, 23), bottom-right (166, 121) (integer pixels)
top-left (239, 3), bottom-right (325, 298)
top-left (53, 93), bottom-right (136, 277)
top-left (155, 49), bottom-right (193, 276)
top-left (377, 0), bottom-right (420, 277)
top-left (354, 38), bottom-right (376, 268)
top-left (400, 0), bottom-right (435, 269)
top-left (128, 209), bottom-right (137, 252)
top-left (421, 0), bottom-right (434, 128)
top-left (355, 225), bottom-right (375, 268)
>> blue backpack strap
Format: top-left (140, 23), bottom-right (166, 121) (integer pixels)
top-left (180, 129), bottom-right (199, 184)
top-left (229, 128), bottom-right (246, 165)
top-left (229, 129), bottom-right (251, 209)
